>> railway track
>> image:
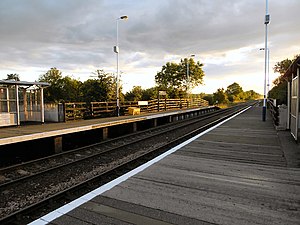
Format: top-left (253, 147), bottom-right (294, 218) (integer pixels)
top-left (0, 108), bottom-right (219, 185)
top-left (0, 102), bottom-right (254, 224)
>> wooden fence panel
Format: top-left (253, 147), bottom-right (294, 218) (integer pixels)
top-left (64, 98), bottom-right (209, 120)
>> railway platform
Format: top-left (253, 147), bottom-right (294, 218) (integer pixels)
top-left (30, 104), bottom-right (300, 225)
top-left (0, 107), bottom-right (216, 155)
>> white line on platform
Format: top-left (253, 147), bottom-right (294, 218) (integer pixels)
top-left (28, 106), bottom-right (251, 225)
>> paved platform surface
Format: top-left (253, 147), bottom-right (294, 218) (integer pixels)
top-left (40, 105), bottom-right (300, 225)
top-left (0, 108), bottom-right (208, 146)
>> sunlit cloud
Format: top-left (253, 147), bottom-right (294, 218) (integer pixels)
top-left (0, 0), bottom-right (299, 95)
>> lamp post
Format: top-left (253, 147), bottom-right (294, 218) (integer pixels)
top-left (113, 15), bottom-right (128, 117)
top-left (186, 54), bottom-right (195, 107)
top-left (262, 0), bottom-right (270, 121)
top-left (260, 47), bottom-right (270, 96)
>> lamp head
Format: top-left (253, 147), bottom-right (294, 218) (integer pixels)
top-left (120, 15), bottom-right (128, 20)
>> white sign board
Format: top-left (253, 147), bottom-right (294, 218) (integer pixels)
top-left (138, 101), bottom-right (148, 106)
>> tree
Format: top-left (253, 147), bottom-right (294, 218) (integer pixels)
top-left (268, 82), bottom-right (288, 105)
top-left (124, 86), bottom-right (143, 101)
top-left (39, 68), bottom-right (83, 102)
top-left (226, 82), bottom-right (243, 96)
top-left (213, 88), bottom-right (228, 104)
top-left (6, 73), bottom-right (20, 81)
top-left (155, 62), bottom-right (181, 90)
top-left (181, 58), bottom-right (205, 90)
top-left (61, 76), bottom-right (82, 102)
top-left (202, 94), bottom-right (214, 105)
top-left (141, 87), bottom-right (157, 100)
top-left (244, 90), bottom-right (260, 100)
top-left (226, 82), bottom-right (243, 102)
top-left (39, 68), bottom-right (65, 102)
top-left (155, 58), bottom-right (205, 98)
top-left (269, 55), bottom-right (299, 104)
top-left (125, 86), bottom-right (158, 101)
top-left (81, 70), bottom-right (115, 102)
top-left (273, 58), bottom-right (293, 81)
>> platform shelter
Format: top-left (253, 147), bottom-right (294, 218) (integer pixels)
top-left (0, 80), bottom-right (49, 127)
top-left (285, 56), bottom-right (300, 141)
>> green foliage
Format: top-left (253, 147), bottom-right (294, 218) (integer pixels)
top-left (212, 83), bottom-right (259, 105)
top-left (125, 86), bottom-right (157, 101)
top-left (141, 87), bottom-right (157, 100)
top-left (244, 90), bottom-right (260, 100)
top-left (269, 55), bottom-right (299, 105)
top-left (226, 82), bottom-right (243, 97)
top-left (213, 88), bottom-right (228, 104)
top-left (273, 58), bottom-right (293, 76)
top-left (38, 68), bottom-right (65, 102)
top-left (80, 80), bottom-right (102, 102)
top-left (155, 62), bottom-right (181, 89)
top-left (7, 64), bottom-right (260, 106)
top-left (202, 94), bottom-right (214, 105)
top-left (268, 82), bottom-right (287, 105)
top-left (224, 82), bottom-right (243, 102)
top-left (124, 86), bottom-right (143, 101)
top-left (38, 68), bottom-right (116, 103)
top-left (61, 76), bottom-right (83, 102)
top-left (81, 70), bottom-right (115, 102)
top-left (155, 58), bottom-right (205, 98)
top-left (6, 73), bottom-right (20, 81)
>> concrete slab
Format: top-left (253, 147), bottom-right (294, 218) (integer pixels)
top-left (51, 207), bottom-right (133, 225)
top-left (88, 196), bottom-right (213, 225)
top-left (278, 130), bottom-right (300, 168)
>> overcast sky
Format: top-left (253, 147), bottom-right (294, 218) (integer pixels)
top-left (0, 0), bottom-right (299, 94)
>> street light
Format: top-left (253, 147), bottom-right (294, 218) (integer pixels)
top-left (262, 0), bottom-right (270, 121)
top-left (113, 15), bottom-right (128, 117)
top-left (260, 48), bottom-right (270, 96)
top-left (186, 54), bottom-right (195, 107)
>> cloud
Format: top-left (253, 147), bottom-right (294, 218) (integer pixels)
top-left (0, 0), bottom-right (299, 95)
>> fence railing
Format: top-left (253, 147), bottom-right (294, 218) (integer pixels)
top-left (267, 98), bottom-right (279, 126)
top-left (64, 98), bottom-right (209, 121)
top-left (64, 102), bottom-right (88, 121)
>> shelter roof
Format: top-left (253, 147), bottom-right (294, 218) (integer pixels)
top-left (0, 80), bottom-right (50, 87)
top-left (283, 56), bottom-right (300, 81)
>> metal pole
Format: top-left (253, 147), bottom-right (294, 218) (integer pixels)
top-left (114, 16), bottom-right (128, 117)
top-left (16, 84), bottom-right (20, 126)
top-left (41, 87), bottom-right (45, 123)
top-left (6, 87), bottom-right (10, 112)
top-left (186, 54), bottom-right (195, 108)
top-left (186, 59), bottom-right (189, 108)
top-left (262, 0), bottom-right (269, 121)
top-left (267, 48), bottom-right (270, 96)
top-left (262, 23), bottom-right (267, 121)
top-left (116, 19), bottom-right (120, 116)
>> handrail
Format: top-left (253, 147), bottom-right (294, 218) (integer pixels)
top-left (267, 99), bottom-right (279, 126)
